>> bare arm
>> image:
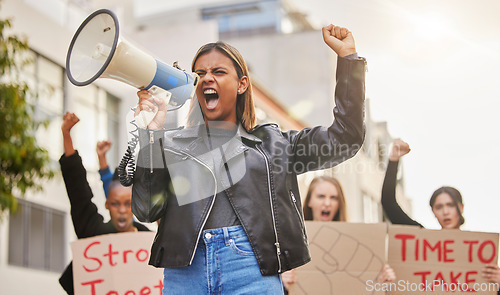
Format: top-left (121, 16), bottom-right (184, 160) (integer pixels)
top-left (96, 140), bottom-right (112, 170)
top-left (61, 112), bottom-right (80, 157)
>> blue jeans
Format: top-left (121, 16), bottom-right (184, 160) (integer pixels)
top-left (163, 225), bottom-right (284, 295)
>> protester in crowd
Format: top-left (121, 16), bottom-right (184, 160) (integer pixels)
top-left (131, 24), bottom-right (366, 294)
top-left (96, 139), bottom-right (114, 198)
top-left (281, 175), bottom-right (396, 292)
top-left (381, 139), bottom-right (465, 229)
top-left (381, 138), bottom-right (500, 291)
top-left (58, 112), bottom-right (150, 295)
top-left (303, 175), bottom-right (348, 222)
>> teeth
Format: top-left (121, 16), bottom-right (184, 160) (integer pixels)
top-left (204, 89), bottom-right (217, 95)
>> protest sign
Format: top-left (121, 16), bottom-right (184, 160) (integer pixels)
top-left (71, 231), bottom-right (163, 295)
top-left (289, 222), bottom-right (387, 295)
top-left (387, 225), bottom-right (499, 294)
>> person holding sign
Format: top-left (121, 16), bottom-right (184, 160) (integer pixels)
top-left (58, 112), bottom-right (150, 295)
top-left (131, 25), bottom-right (366, 294)
top-left (381, 139), bottom-right (464, 229)
top-left (281, 176), bottom-right (396, 292)
top-left (381, 138), bottom-right (500, 292)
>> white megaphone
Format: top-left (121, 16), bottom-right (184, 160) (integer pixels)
top-left (66, 9), bottom-right (198, 112)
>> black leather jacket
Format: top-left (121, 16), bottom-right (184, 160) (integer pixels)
top-left (131, 55), bottom-right (366, 275)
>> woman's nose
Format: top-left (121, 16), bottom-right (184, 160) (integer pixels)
top-left (119, 205), bottom-right (128, 213)
top-left (202, 72), bottom-right (214, 82)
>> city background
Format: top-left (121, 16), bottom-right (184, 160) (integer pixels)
top-left (0, 0), bottom-right (499, 294)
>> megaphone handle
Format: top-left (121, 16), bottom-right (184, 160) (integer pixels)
top-left (147, 85), bottom-right (172, 105)
top-left (135, 109), bottom-right (158, 129)
top-left (135, 87), bottom-right (171, 129)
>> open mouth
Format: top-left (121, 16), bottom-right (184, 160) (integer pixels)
top-left (204, 88), bottom-right (219, 110)
top-left (117, 217), bottom-right (128, 228)
top-left (321, 210), bottom-right (331, 217)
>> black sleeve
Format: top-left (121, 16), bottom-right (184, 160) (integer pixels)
top-left (131, 129), bottom-right (170, 222)
top-left (281, 55), bottom-right (366, 174)
top-left (59, 151), bottom-right (106, 238)
top-left (381, 160), bottom-right (423, 227)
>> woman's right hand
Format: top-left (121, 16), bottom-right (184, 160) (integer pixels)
top-left (134, 90), bottom-right (167, 130)
top-left (389, 139), bottom-right (411, 161)
top-left (377, 264), bottom-right (396, 283)
top-left (281, 269), bottom-right (296, 290)
top-left (61, 112), bottom-right (80, 134)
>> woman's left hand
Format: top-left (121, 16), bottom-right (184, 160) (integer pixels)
top-left (322, 24), bottom-right (356, 57)
top-left (281, 269), bottom-right (296, 290)
top-left (482, 264), bottom-right (500, 284)
top-left (377, 264), bottom-right (396, 283)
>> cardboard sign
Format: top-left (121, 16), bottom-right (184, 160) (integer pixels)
top-left (289, 222), bottom-right (387, 295)
top-left (388, 225), bottom-right (499, 294)
top-left (71, 232), bottom-right (163, 295)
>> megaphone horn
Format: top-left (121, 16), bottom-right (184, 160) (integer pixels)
top-left (66, 9), bottom-right (198, 108)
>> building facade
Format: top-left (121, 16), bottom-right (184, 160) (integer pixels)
top-left (0, 0), bottom-right (411, 294)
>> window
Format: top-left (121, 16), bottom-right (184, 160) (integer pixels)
top-left (202, 0), bottom-right (281, 38)
top-left (7, 49), bottom-right (122, 274)
top-left (71, 81), bottom-right (121, 169)
top-left (8, 199), bottom-right (66, 272)
top-left (106, 93), bottom-right (120, 169)
top-left (20, 51), bottom-right (65, 163)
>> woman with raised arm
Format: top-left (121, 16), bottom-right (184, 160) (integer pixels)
top-left (381, 139), bottom-right (500, 292)
top-left (131, 25), bottom-right (366, 294)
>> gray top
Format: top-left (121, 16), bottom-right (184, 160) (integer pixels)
top-left (202, 126), bottom-right (241, 230)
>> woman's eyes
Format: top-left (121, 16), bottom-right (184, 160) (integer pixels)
top-left (434, 203), bottom-right (454, 210)
top-left (111, 202), bottom-right (131, 207)
top-left (317, 195), bottom-right (337, 200)
top-left (195, 70), bottom-right (227, 76)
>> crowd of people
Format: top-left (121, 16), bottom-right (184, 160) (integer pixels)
top-left (56, 23), bottom-right (499, 295)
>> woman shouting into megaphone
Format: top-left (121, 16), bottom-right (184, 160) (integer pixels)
top-left (131, 24), bottom-right (367, 294)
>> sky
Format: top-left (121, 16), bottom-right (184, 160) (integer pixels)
top-left (290, 0), bottom-right (500, 233)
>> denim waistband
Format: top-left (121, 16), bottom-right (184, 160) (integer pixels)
top-left (200, 225), bottom-right (246, 244)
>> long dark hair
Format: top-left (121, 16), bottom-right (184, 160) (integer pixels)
top-left (303, 176), bottom-right (348, 221)
top-left (429, 186), bottom-right (465, 226)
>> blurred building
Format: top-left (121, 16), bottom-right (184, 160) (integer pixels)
top-left (129, 0), bottom-right (413, 222)
top-left (0, 0), bottom-right (411, 294)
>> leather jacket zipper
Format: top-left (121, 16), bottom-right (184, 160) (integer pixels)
top-left (290, 190), bottom-right (308, 245)
top-left (164, 147), bottom-right (218, 266)
top-left (256, 145), bottom-right (282, 273)
top-left (149, 131), bottom-right (154, 173)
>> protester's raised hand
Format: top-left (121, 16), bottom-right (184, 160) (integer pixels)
top-left (61, 112), bottom-right (80, 134)
top-left (322, 24), bottom-right (356, 57)
top-left (135, 90), bottom-right (167, 130)
top-left (390, 139), bottom-right (411, 161)
top-left (96, 140), bottom-right (112, 157)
